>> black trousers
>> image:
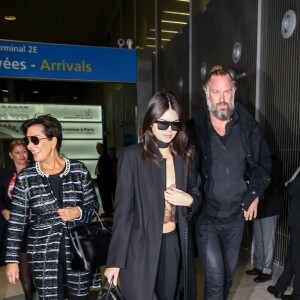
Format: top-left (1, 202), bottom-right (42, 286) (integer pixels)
top-left (97, 176), bottom-right (113, 215)
top-left (155, 230), bottom-right (181, 300)
top-left (275, 244), bottom-right (294, 294)
top-left (197, 216), bottom-right (245, 300)
top-left (290, 227), bottom-right (300, 300)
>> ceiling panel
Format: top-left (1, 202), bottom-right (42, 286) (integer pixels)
top-left (0, 0), bottom-right (118, 46)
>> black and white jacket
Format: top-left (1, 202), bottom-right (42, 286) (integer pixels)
top-left (6, 159), bottom-right (100, 299)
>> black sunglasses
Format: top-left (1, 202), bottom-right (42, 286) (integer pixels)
top-left (154, 120), bottom-right (183, 131)
top-left (23, 136), bottom-right (49, 146)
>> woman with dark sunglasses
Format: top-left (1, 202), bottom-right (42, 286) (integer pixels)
top-left (5, 115), bottom-right (100, 299)
top-left (104, 92), bottom-right (201, 300)
top-left (0, 139), bottom-right (36, 300)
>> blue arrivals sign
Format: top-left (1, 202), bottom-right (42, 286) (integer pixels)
top-left (0, 40), bottom-right (137, 83)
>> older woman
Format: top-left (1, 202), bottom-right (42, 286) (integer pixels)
top-left (5, 115), bottom-right (100, 300)
top-left (105, 92), bottom-right (201, 300)
top-left (0, 139), bottom-right (35, 300)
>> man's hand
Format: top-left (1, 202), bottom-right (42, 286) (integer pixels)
top-left (243, 197), bottom-right (259, 221)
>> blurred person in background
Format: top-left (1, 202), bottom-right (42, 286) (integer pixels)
top-left (267, 166), bottom-right (299, 299)
top-left (95, 143), bottom-right (113, 217)
top-left (0, 139), bottom-right (36, 300)
top-left (108, 146), bottom-right (118, 201)
top-left (277, 165), bottom-right (300, 300)
top-left (246, 156), bottom-right (284, 282)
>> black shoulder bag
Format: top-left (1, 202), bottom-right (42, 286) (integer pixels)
top-left (69, 210), bottom-right (112, 271)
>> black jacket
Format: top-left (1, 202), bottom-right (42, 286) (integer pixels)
top-left (0, 164), bottom-right (16, 212)
top-left (106, 143), bottom-right (201, 300)
top-left (96, 151), bottom-right (112, 185)
top-left (0, 164), bottom-right (16, 265)
top-left (257, 156), bottom-right (284, 218)
top-left (189, 101), bottom-right (271, 214)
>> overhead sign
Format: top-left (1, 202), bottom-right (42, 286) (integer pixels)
top-left (0, 103), bottom-right (102, 139)
top-left (0, 122), bottom-right (102, 140)
top-left (0, 40), bottom-right (137, 82)
top-left (0, 103), bottom-right (102, 122)
top-left (0, 103), bottom-right (102, 179)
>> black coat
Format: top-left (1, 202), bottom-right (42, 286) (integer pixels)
top-left (257, 156), bottom-right (284, 218)
top-left (189, 101), bottom-right (271, 212)
top-left (0, 164), bottom-right (16, 211)
top-left (0, 164), bottom-right (17, 265)
top-left (106, 143), bottom-right (201, 300)
top-left (286, 171), bottom-right (300, 228)
top-left (96, 151), bottom-right (112, 185)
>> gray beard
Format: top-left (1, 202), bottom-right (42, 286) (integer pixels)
top-left (207, 98), bottom-right (235, 120)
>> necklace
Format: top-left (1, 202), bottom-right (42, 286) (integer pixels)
top-left (36, 158), bottom-right (70, 178)
top-left (155, 139), bottom-right (170, 149)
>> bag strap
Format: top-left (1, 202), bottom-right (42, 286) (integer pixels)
top-left (68, 208), bottom-right (105, 232)
top-left (69, 230), bottom-right (88, 270)
top-left (97, 278), bottom-right (124, 300)
top-left (84, 209), bottom-right (106, 235)
top-left (68, 209), bottom-right (101, 270)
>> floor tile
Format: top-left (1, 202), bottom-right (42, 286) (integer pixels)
top-left (0, 254), bottom-right (292, 300)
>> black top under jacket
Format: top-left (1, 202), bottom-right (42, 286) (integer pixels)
top-left (189, 101), bottom-right (271, 222)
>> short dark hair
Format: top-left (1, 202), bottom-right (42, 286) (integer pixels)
top-left (141, 91), bottom-right (192, 165)
top-left (21, 114), bottom-right (63, 151)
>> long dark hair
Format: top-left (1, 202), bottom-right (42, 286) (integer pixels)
top-left (141, 91), bottom-right (192, 166)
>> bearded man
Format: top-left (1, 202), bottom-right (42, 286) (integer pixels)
top-left (189, 65), bottom-right (271, 300)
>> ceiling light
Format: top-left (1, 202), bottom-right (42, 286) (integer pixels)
top-left (33, 90), bottom-right (39, 94)
top-left (146, 45), bottom-right (164, 49)
top-left (147, 37), bottom-right (171, 42)
top-left (176, 0), bottom-right (190, 2)
top-left (150, 29), bottom-right (179, 34)
top-left (2, 89), bottom-right (9, 93)
top-left (163, 11), bottom-right (189, 16)
top-left (161, 20), bottom-right (188, 25)
top-left (162, 30), bottom-right (179, 33)
top-left (4, 15), bottom-right (16, 21)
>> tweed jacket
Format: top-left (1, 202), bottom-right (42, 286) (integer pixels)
top-left (6, 159), bottom-right (100, 299)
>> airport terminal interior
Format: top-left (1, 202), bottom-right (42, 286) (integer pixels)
top-left (1, 0), bottom-right (300, 299)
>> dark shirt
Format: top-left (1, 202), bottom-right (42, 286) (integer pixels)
top-left (205, 113), bottom-right (247, 220)
top-left (48, 168), bottom-right (65, 208)
top-left (189, 101), bottom-right (271, 215)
